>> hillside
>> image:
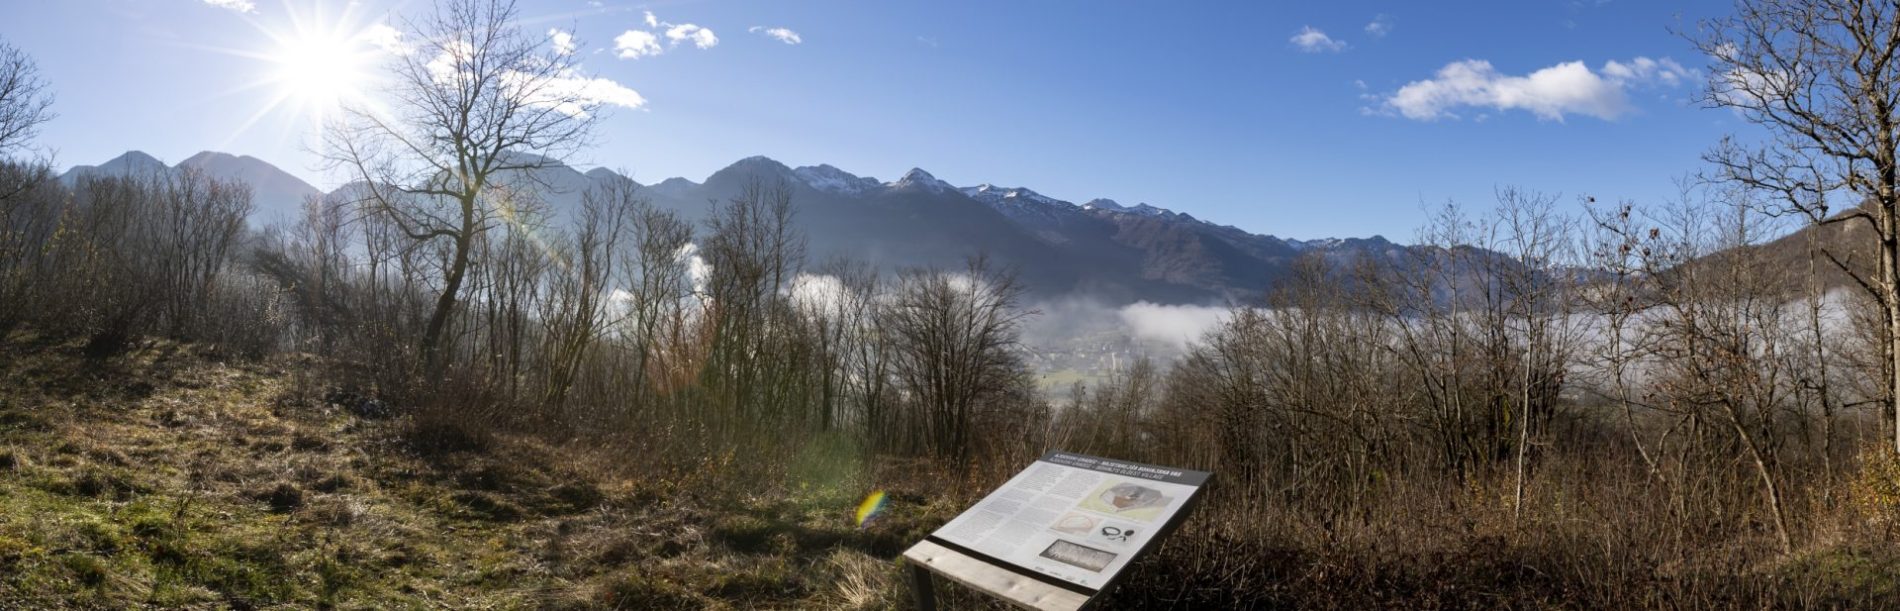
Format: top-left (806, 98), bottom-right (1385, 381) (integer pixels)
top-left (0, 332), bottom-right (957, 609)
top-left (176, 152), bottom-right (324, 227)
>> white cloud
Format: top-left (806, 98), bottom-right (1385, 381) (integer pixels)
top-left (202, 0), bottom-right (255, 13)
top-left (549, 28), bottom-right (577, 56)
top-left (1375, 56), bottom-right (1693, 122)
top-left (523, 70), bottom-right (646, 118)
top-left (614, 30), bottom-right (663, 59)
top-left (666, 24), bottom-right (718, 49)
top-left (613, 12), bottom-right (719, 61)
top-left (1710, 42), bottom-right (1739, 63)
top-left (1713, 66), bottom-right (1788, 108)
top-left (944, 272), bottom-right (986, 297)
top-left (1290, 26), bottom-right (1347, 53)
top-left (424, 40), bottom-right (474, 83)
top-left (787, 273), bottom-right (848, 314)
top-left (429, 39), bottom-right (642, 118)
top-left (1118, 302), bottom-right (1231, 351)
top-left (359, 23), bottom-right (409, 56)
top-left (749, 26), bottom-right (802, 45)
top-left (1365, 14), bottom-right (1395, 38)
top-left (1601, 56), bottom-right (1691, 87)
top-left (678, 243), bottom-right (711, 296)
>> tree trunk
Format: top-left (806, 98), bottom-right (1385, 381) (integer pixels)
top-left (1889, 272), bottom-right (1899, 456)
top-left (1734, 415), bottom-right (1792, 555)
top-left (1514, 339), bottom-right (1531, 523)
top-left (1888, 210), bottom-right (1900, 455)
top-left (420, 224), bottom-right (473, 376)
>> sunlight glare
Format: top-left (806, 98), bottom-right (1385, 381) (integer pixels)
top-left (275, 33), bottom-right (362, 105)
top-left (269, 28), bottom-right (373, 111)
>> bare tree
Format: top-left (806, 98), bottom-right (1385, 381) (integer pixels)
top-left (145, 168), bottom-right (254, 337)
top-left (1581, 196), bottom-right (1666, 479)
top-left (0, 38), bottom-right (54, 158)
top-left (0, 160), bottom-right (58, 332)
top-left (699, 179), bottom-right (806, 439)
top-left (797, 257), bottom-right (874, 432)
top-left (1644, 192), bottom-right (1801, 553)
top-left (883, 256), bottom-right (1031, 461)
top-left (0, 38), bottom-right (56, 258)
top-left (833, 260), bottom-right (894, 446)
top-left (324, 0), bottom-right (605, 373)
top-left (540, 180), bottom-right (632, 410)
top-left (611, 194), bottom-right (693, 406)
top-left (1696, 0), bottom-right (1900, 452)
top-left (1492, 187), bottom-right (1580, 522)
top-left (48, 170), bottom-right (252, 354)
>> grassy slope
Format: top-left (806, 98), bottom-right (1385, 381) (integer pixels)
top-left (0, 334), bottom-right (982, 610)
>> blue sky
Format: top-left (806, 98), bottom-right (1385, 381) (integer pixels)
top-left (1, 0), bottom-right (1744, 240)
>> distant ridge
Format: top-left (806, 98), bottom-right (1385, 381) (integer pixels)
top-left (59, 150), bottom-right (1413, 303)
top-left (61, 150), bottom-right (323, 227)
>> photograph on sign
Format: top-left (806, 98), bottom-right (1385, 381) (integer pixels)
top-left (1040, 540), bottom-right (1117, 572)
top-left (923, 451), bottom-right (1210, 592)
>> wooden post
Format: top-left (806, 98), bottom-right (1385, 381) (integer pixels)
top-left (902, 539), bottom-right (1089, 611)
top-left (909, 560), bottom-right (937, 611)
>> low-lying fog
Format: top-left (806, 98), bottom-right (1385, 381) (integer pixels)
top-left (1016, 299), bottom-right (1233, 395)
top-left (1014, 288), bottom-right (1871, 399)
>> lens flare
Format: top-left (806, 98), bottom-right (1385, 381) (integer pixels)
top-left (854, 490), bottom-right (888, 528)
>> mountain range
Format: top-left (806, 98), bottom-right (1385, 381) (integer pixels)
top-left (60, 151), bottom-right (324, 227)
top-left (60, 150), bottom-right (1409, 304)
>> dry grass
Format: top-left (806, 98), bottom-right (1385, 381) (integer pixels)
top-left (0, 331), bottom-right (938, 609)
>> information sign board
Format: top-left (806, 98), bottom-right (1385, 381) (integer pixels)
top-left (905, 451), bottom-right (1211, 608)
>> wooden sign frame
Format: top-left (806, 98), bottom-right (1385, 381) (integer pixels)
top-left (901, 451), bottom-right (1211, 610)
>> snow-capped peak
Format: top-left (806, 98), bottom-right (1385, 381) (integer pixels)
top-left (887, 168), bottom-right (954, 193)
top-left (1287, 238), bottom-right (1331, 251)
top-left (794, 164), bottom-right (880, 195)
top-left (1082, 198), bottom-right (1175, 217)
top-left (1125, 203), bottom-right (1174, 217)
top-left (960, 184), bottom-right (1072, 208)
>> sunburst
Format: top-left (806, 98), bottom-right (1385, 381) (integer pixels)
top-left (200, 2), bottom-right (401, 153)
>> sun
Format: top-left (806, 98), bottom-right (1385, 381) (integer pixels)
top-left (265, 22), bottom-right (384, 114)
top-left (271, 31), bottom-right (370, 108)
top-left (210, 3), bottom-right (397, 145)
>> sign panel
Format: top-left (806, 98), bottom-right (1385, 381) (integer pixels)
top-left (923, 451), bottom-right (1211, 593)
